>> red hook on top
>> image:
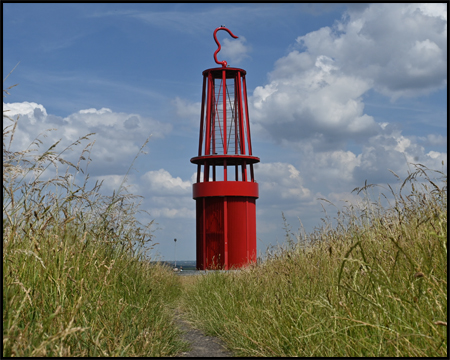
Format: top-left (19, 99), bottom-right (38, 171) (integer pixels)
top-left (213, 26), bottom-right (238, 68)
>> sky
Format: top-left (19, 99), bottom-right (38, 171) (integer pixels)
top-left (3, 3), bottom-right (447, 261)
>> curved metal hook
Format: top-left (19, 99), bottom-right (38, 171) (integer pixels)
top-left (213, 26), bottom-right (238, 68)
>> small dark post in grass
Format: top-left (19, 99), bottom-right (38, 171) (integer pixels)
top-left (174, 238), bottom-right (177, 268)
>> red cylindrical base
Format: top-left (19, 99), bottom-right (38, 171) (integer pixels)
top-left (196, 196), bottom-right (257, 270)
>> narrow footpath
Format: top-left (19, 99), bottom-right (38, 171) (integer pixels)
top-left (174, 308), bottom-right (233, 357)
top-left (173, 272), bottom-right (234, 357)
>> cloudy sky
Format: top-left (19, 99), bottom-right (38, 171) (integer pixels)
top-left (3, 3), bottom-right (447, 261)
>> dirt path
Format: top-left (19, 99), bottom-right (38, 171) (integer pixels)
top-left (174, 309), bottom-right (233, 357)
top-left (174, 274), bottom-right (233, 357)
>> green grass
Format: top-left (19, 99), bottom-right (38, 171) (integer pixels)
top-left (3, 79), bottom-right (188, 356)
top-left (181, 165), bottom-right (447, 357)
top-left (3, 230), bottom-right (187, 356)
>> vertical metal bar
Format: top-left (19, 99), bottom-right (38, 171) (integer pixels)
top-left (204, 73), bottom-right (213, 183)
top-left (197, 164), bottom-right (201, 183)
top-left (237, 71), bottom-right (246, 155)
top-left (246, 199), bottom-right (249, 263)
top-left (234, 74), bottom-right (239, 180)
top-left (250, 163), bottom-right (255, 182)
top-left (214, 79), bottom-right (222, 154)
top-left (212, 78), bottom-right (216, 155)
top-left (198, 74), bottom-right (207, 156)
top-left (242, 75), bottom-right (253, 155)
top-left (222, 69), bottom-right (227, 155)
top-left (224, 159), bottom-right (227, 181)
top-left (242, 160), bottom-right (247, 182)
top-left (213, 164), bottom-right (216, 181)
top-left (222, 70), bottom-right (227, 181)
top-left (226, 80), bottom-right (234, 154)
top-left (205, 72), bottom-right (213, 155)
top-left (224, 196), bottom-right (228, 270)
top-left (203, 197), bottom-right (206, 270)
top-left (234, 74), bottom-right (239, 155)
top-left (204, 161), bottom-right (209, 182)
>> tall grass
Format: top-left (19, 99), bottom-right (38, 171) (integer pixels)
top-left (182, 165), bottom-right (447, 356)
top-left (3, 81), bottom-right (188, 356)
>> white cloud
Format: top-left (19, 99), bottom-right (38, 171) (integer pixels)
top-left (289, 127), bottom-right (447, 196)
top-left (257, 162), bottom-right (312, 203)
top-left (3, 102), bottom-right (172, 176)
top-left (427, 151), bottom-right (441, 159)
top-left (297, 3), bottom-right (447, 99)
top-left (150, 207), bottom-right (195, 219)
top-left (352, 131), bottom-right (446, 184)
top-left (141, 169), bottom-right (192, 196)
top-left (3, 101), bottom-right (61, 152)
top-left (172, 97), bottom-right (200, 126)
top-left (311, 150), bottom-right (361, 183)
top-left (3, 101), bottom-right (48, 125)
top-left (326, 191), bottom-right (365, 207)
top-left (248, 2), bottom-right (446, 153)
top-left (425, 134), bottom-right (447, 146)
top-left (220, 36), bottom-right (251, 65)
top-left (93, 174), bottom-right (124, 191)
top-left (91, 174), bottom-right (140, 196)
top-left (137, 169), bottom-right (196, 220)
top-left (65, 108), bottom-right (171, 139)
top-left (86, 169), bottom-right (196, 221)
top-left (249, 52), bottom-right (378, 150)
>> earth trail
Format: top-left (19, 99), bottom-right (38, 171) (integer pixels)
top-left (174, 308), bottom-right (233, 357)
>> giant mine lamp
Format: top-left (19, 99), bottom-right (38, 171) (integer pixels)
top-left (191, 26), bottom-right (260, 270)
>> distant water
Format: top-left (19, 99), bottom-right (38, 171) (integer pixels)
top-left (175, 270), bottom-right (201, 276)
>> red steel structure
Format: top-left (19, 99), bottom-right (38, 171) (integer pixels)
top-left (191, 27), bottom-right (260, 270)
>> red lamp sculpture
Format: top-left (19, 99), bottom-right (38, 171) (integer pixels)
top-left (191, 26), bottom-right (260, 270)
